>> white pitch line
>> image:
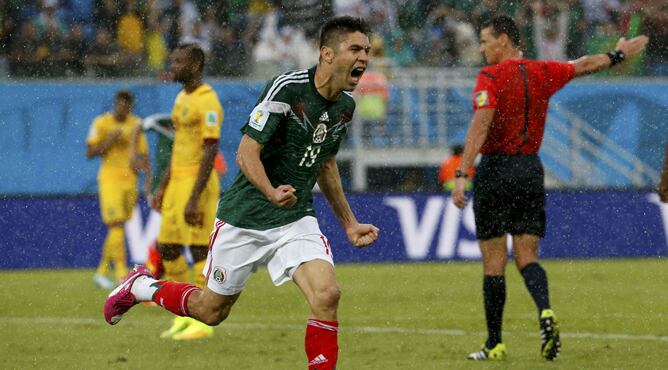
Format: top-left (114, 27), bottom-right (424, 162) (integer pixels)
top-left (1, 316), bottom-right (666, 342)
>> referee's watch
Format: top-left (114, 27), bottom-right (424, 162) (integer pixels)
top-left (455, 169), bottom-right (468, 179)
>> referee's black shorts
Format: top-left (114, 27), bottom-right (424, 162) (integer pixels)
top-left (472, 153), bottom-right (546, 240)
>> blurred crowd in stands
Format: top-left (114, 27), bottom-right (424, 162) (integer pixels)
top-left (0, 0), bottom-right (666, 79)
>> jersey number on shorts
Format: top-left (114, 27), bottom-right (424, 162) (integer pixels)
top-left (299, 145), bottom-right (321, 167)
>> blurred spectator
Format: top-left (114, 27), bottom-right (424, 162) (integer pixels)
top-left (565, 0), bottom-right (587, 59)
top-left (0, 0), bottom-right (18, 57)
top-left (353, 37), bottom-right (390, 146)
top-left (8, 21), bottom-right (41, 77)
top-left (161, 0), bottom-right (199, 50)
top-left (86, 28), bottom-right (131, 78)
top-left (208, 25), bottom-right (248, 77)
top-left (582, 0), bottom-right (621, 28)
top-left (385, 30), bottom-right (414, 67)
top-left (116, 0), bottom-right (144, 55)
top-left (421, 4), bottom-right (459, 66)
top-left (366, 0), bottom-right (399, 37)
top-left (62, 23), bottom-right (87, 76)
top-left (176, 0), bottom-right (199, 41)
top-left (281, 0), bottom-right (333, 39)
top-left (93, 0), bottom-right (119, 35)
top-left (0, 0), bottom-right (661, 77)
top-left (180, 18), bottom-right (211, 54)
top-left (532, 1), bottom-right (569, 60)
top-left (144, 12), bottom-right (168, 73)
top-left (471, 0), bottom-right (507, 32)
top-left (638, 0), bottom-right (668, 76)
top-left (33, 0), bottom-right (66, 36)
top-left (334, 0), bottom-right (370, 18)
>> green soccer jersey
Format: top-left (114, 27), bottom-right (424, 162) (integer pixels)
top-left (217, 66), bottom-right (355, 230)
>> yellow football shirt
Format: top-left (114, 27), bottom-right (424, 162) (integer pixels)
top-left (86, 112), bottom-right (147, 182)
top-left (170, 83), bottom-right (224, 177)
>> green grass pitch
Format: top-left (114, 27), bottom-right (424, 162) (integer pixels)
top-left (1, 259), bottom-right (666, 369)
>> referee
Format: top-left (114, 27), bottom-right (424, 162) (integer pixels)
top-left (452, 15), bottom-right (648, 361)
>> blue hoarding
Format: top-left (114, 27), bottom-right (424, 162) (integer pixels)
top-left (1, 191), bottom-right (666, 269)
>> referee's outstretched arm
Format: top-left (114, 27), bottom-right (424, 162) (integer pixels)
top-left (570, 35), bottom-right (649, 77)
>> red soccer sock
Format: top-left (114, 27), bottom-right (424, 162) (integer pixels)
top-left (305, 319), bottom-right (339, 370)
top-left (151, 281), bottom-right (200, 316)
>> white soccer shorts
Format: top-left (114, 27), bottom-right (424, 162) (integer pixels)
top-left (203, 216), bottom-right (334, 295)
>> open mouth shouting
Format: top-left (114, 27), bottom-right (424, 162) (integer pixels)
top-left (349, 66), bottom-right (366, 85)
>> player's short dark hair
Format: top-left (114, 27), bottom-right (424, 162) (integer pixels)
top-left (175, 43), bottom-right (206, 72)
top-left (115, 90), bottom-right (134, 104)
top-left (319, 16), bottom-right (371, 49)
top-left (482, 15), bottom-right (521, 47)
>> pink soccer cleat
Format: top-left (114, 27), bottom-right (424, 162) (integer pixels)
top-left (103, 265), bottom-right (153, 325)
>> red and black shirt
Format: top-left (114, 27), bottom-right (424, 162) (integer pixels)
top-left (472, 58), bottom-right (576, 154)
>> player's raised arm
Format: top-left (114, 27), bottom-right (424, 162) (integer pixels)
top-left (570, 35), bottom-right (649, 77)
top-left (236, 134), bottom-right (297, 208)
top-left (317, 155), bottom-right (379, 248)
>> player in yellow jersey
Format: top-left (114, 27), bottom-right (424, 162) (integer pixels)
top-left (87, 90), bottom-right (151, 289)
top-left (151, 43), bottom-right (223, 340)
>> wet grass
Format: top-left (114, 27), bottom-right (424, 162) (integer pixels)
top-left (1, 258), bottom-right (666, 369)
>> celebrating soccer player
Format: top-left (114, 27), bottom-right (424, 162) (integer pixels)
top-left (86, 90), bottom-right (150, 289)
top-left (105, 16), bottom-right (379, 369)
top-left (451, 15), bottom-right (648, 361)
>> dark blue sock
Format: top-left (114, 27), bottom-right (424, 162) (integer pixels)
top-left (483, 275), bottom-right (506, 349)
top-left (521, 262), bottom-right (551, 314)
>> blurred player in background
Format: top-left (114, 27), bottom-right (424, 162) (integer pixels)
top-left (138, 113), bottom-right (228, 281)
top-left (452, 15), bottom-right (648, 361)
top-left (149, 43), bottom-right (224, 340)
top-left (86, 90), bottom-right (150, 289)
top-left (105, 16), bottom-right (379, 369)
top-left (438, 143), bottom-right (474, 191)
top-left (659, 143), bottom-right (668, 203)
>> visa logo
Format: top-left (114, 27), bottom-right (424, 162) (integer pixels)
top-left (384, 195), bottom-right (483, 260)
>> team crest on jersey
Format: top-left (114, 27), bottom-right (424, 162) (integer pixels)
top-left (249, 105), bottom-right (269, 131)
top-left (212, 267), bottom-right (227, 285)
top-left (313, 123), bottom-right (328, 143)
top-left (205, 111), bottom-right (218, 127)
top-left (474, 91), bottom-right (490, 108)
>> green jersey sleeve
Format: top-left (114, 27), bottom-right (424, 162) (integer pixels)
top-left (242, 81), bottom-right (292, 144)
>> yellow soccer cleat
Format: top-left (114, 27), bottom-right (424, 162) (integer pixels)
top-left (160, 316), bottom-right (192, 339)
top-left (171, 319), bottom-right (214, 340)
top-left (467, 343), bottom-right (507, 361)
top-left (540, 309), bottom-right (561, 360)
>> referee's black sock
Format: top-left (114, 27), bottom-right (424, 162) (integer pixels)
top-left (483, 275), bottom-right (506, 349)
top-left (521, 262), bottom-right (551, 314)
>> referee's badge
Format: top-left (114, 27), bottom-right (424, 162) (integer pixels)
top-left (475, 91), bottom-right (490, 108)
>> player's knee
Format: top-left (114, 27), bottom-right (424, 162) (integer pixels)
top-left (313, 284), bottom-right (341, 309)
top-left (158, 244), bottom-right (182, 261)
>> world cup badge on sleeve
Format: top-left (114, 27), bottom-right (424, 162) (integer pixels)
top-left (474, 91), bottom-right (490, 108)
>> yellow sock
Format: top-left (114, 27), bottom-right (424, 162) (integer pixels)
top-left (95, 228), bottom-right (115, 276)
top-left (193, 260), bottom-right (207, 288)
top-left (107, 227), bottom-right (128, 282)
top-left (163, 254), bottom-right (189, 282)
